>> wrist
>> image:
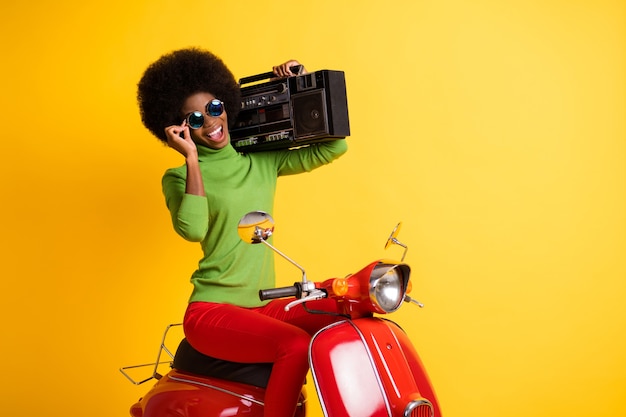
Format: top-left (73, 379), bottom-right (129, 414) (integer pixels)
top-left (184, 148), bottom-right (199, 162)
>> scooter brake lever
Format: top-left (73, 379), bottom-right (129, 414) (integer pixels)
top-left (284, 289), bottom-right (327, 311)
top-left (405, 295), bottom-right (425, 308)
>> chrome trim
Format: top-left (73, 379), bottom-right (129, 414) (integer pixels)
top-left (119, 323), bottom-right (182, 385)
top-left (308, 320), bottom-right (347, 417)
top-left (168, 375), bottom-right (265, 407)
top-left (166, 375), bottom-right (306, 409)
top-left (404, 398), bottom-right (434, 417)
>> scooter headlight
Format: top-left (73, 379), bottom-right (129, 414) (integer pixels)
top-left (369, 263), bottom-right (410, 313)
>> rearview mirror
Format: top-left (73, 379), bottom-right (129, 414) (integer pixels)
top-left (238, 211), bottom-right (275, 244)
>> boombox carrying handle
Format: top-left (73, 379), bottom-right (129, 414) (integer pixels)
top-left (238, 65), bottom-right (303, 86)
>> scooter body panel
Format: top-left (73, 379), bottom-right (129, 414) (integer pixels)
top-left (130, 369), bottom-right (307, 417)
top-left (310, 320), bottom-right (390, 416)
top-left (309, 318), bottom-right (440, 417)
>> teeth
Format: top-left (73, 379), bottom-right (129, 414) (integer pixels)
top-left (208, 126), bottom-right (222, 138)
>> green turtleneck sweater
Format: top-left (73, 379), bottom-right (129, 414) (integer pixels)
top-left (162, 140), bottom-right (347, 307)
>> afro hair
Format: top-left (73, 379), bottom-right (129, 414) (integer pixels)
top-left (137, 47), bottom-right (241, 143)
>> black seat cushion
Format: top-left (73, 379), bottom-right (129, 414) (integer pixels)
top-left (173, 338), bottom-right (273, 388)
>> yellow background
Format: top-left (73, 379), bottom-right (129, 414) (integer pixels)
top-left (1, 0), bottom-right (624, 416)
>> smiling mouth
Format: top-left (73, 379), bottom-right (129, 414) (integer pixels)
top-left (208, 126), bottom-right (223, 139)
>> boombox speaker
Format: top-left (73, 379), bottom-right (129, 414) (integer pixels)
top-left (230, 68), bottom-right (350, 152)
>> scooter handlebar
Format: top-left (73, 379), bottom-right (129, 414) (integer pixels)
top-left (259, 283), bottom-right (302, 301)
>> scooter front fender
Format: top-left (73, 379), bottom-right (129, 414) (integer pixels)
top-left (309, 318), bottom-right (440, 417)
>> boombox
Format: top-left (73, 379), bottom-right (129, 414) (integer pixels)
top-left (230, 68), bottom-right (350, 152)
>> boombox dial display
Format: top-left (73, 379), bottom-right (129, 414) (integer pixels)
top-left (230, 70), bottom-right (350, 152)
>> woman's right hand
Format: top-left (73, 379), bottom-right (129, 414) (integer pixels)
top-left (164, 121), bottom-right (198, 159)
top-left (164, 120), bottom-right (205, 196)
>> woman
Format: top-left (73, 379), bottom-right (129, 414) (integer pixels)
top-left (137, 47), bottom-right (348, 417)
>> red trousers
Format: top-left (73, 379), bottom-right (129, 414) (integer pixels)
top-left (183, 299), bottom-right (342, 417)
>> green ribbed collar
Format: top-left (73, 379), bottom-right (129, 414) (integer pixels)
top-left (196, 140), bottom-right (238, 162)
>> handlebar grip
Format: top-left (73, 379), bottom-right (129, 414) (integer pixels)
top-left (259, 283), bottom-right (302, 301)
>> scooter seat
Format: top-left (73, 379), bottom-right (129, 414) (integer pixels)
top-left (173, 338), bottom-right (273, 388)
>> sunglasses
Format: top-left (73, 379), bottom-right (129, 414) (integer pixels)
top-left (186, 99), bottom-right (225, 129)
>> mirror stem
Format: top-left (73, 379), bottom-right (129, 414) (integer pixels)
top-left (260, 240), bottom-right (309, 285)
top-left (390, 238), bottom-right (408, 262)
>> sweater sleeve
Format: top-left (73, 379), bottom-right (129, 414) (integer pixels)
top-left (162, 169), bottom-right (209, 242)
top-left (274, 139), bottom-right (348, 176)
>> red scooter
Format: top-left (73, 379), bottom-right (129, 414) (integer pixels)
top-left (121, 211), bottom-right (441, 417)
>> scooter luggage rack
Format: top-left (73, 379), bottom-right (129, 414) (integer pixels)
top-left (119, 323), bottom-right (182, 385)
